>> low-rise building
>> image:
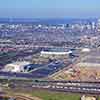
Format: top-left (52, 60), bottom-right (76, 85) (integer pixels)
top-left (3, 61), bottom-right (30, 72)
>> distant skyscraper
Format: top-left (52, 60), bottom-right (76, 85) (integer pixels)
top-left (97, 19), bottom-right (100, 32)
top-left (92, 22), bottom-right (95, 30)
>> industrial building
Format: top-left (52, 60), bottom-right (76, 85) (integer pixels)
top-left (76, 62), bottom-right (100, 68)
top-left (40, 50), bottom-right (72, 57)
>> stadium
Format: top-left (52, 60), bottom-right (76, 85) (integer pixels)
top-left (0, 47), bottom-right (74, 80)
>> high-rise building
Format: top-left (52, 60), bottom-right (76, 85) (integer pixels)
top-left (97, 19), bottom-right (100, 32)
top-left (91, 22), bottom-right (95, 30)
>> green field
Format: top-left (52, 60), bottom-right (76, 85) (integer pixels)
top-left (4, 87), bottom-right (99, 100)
top-left (32, 90), bottom-right (80, 100)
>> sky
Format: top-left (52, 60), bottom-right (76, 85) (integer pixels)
top-left (0, 0), bottom-right (100, 18)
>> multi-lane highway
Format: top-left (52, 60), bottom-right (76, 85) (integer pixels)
top-left (7, 80), bottom-right (100, 95)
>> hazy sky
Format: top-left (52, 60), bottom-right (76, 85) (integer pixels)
top-left (0, 0), bottom-right (100, 18)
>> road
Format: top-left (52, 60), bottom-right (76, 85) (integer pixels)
top-left (7, 80), bottom-right (100, 95)
top-left (0, 94), bottom-right (42, 100)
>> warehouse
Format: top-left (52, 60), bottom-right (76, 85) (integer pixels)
top-left (40, 50), bottom-right (72, 56)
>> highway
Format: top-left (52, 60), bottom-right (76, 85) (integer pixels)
top-left (7, 80), bottom-right (100, 95)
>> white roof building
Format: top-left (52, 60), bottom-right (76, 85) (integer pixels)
top-left (81, 48), bottom-right (90, 52)
top-left (40, 50), bottom-right (72, 56)
top-left (4, 61), bottom-right (30, 72)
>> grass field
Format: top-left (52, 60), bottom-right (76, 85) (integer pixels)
top-left (32, 90), bottom-right (81, 100)
top-left (4, 88), bottom-right (99, 100)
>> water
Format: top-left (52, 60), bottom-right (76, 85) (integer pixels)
top-left (0, 18), bottom-right (97, 24)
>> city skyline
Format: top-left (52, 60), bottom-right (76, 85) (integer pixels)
top-left (0, 0), bottom-right (100, 18)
